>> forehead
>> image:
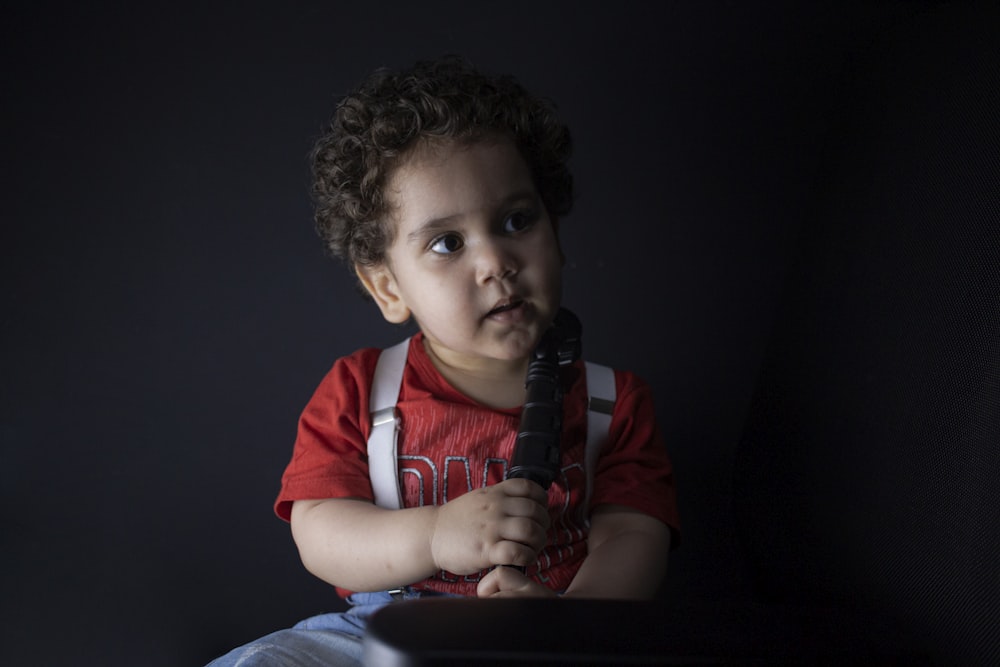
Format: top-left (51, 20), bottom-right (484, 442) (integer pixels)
top-left (384, 136), bottom-right (536, 225)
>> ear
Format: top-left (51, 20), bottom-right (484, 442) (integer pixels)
top-left (356, 263), bottom-right (411, 324)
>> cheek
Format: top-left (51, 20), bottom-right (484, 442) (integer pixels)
top-left (535, 226), bottom-right (563, 263)
top-left (421, 275), bottom-right (472, 314)
top-left (533, 242), bottom-right (564, 280)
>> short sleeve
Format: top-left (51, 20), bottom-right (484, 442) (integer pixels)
top-left (273, 349), bottom-right (380, 521)
top-left (589, 371), bottom-right (681, 545)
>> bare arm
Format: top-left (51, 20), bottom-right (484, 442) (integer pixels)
top-left (477, 504), bottom-right (671, 599)
top-left (289, 478), bottom-right (550, 593)
top-left (561, 504), bottom-right (671, 599)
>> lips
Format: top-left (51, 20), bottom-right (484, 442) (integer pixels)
top-left (486, 297), bottom-right (525, 317)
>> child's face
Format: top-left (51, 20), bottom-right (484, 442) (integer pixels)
top-left (359, 137), bottom-right (563, 370)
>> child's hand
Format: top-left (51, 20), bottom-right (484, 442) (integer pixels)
top-left (476, 563), bottom-right (558, 598)
top-left (430, 478), bottom-right (549, 575)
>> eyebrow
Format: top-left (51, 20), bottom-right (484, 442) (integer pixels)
top-left (406, 215), bottom-right (462, 244)
top-left (405, 190), bottom-right (540, 244)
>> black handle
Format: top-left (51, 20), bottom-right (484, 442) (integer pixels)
top-left (507, 308), bottom-right (582, 488)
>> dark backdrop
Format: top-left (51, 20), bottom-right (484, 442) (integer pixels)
top-left (3, 2), bottom-right (992, 665)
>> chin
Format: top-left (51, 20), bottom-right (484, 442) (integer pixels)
top-left (492, 331), bottom-right (544, 361)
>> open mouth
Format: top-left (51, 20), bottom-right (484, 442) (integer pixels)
top-left (486, 297), bottom-right (524, 317)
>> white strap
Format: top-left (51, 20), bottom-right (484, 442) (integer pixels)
top-left (583, 361), bottom-right (616, 513)
top-left (366, 344), bottom-right (616, 513)
top-left (367, 338), bottom-right (410, 509)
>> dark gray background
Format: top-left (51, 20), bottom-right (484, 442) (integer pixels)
top-left (4, 2), bottom-right (996, 665)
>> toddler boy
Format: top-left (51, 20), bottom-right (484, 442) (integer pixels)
top-left (208, 55), bottom-right (679, 667)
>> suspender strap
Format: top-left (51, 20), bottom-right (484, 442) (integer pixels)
top-left (583, 361), bottom-right (616, 513)
top-left (367, 338), bottom-right (410, 509)
top-left (365, 341), bottom-right (617, 512)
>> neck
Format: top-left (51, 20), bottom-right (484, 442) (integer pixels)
top-left (422, 338), bottom-right (528, 409)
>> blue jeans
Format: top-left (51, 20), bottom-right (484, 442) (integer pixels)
top-left (206, 589), bottom-right (457, 667)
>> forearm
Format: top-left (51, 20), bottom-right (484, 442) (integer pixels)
top-left (562, 507), bottom-right (671, 600)
top-left (289, 480), bottom-right (550, 593)
top-left (290, 498), bottom-right (439, 592)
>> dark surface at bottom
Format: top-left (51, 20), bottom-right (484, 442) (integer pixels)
top-left (363, 597), bottom-right (928, 666)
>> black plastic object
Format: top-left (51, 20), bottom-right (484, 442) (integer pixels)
top-left (507, 308), bottom-right (582, 489)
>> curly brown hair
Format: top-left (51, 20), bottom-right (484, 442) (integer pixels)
top-left (310, 55), bottom-right (573, 273)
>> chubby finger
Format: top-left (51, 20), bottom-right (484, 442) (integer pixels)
top-left (498, 515), bottom-right (548, 553)
top-left (477, 566), bottom-right (555, 599)
top-left (498, 477), bottom-right (549, 503)
top-left (476, 565), bottom-right (527, 598)
top-left (488, 539), bottom-right (538, 568)
top-left (504, 495), bottom-right (551, 530)
top-left (476, 566), bottom-right (504, 598)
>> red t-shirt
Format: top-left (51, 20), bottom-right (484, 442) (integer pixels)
top-left (276, 334), bottom-right (679, 597)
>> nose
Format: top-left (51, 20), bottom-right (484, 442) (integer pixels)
top-left (474, 236), bottom-right (518, 285)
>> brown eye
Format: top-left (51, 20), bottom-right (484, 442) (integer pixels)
top-left (429, 233), bottom-right (463, 254)
top-left (503, 211), bottom-right (534, 234)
